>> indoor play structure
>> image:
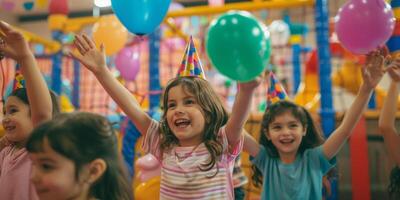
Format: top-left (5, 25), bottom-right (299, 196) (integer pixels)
top-left (0, 0), bottom-right (398, 200)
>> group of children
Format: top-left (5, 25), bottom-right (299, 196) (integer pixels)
top-left (0, 19), bottom-right (399, 200)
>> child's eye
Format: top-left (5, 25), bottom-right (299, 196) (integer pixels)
top-left (167, 103), bottom-right (176, 109)
top-left (40, 163), bottom-right (54, 171)
top-left (271, 126), bottom-right (281, 130)
top-left (290, 124), bottom-right (299, 128)
top-left (5, 108), bottom-right (18, 115)
top-left (184, 99), bottom-right (195, 105)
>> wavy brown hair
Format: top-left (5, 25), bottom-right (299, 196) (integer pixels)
top-left (252, 100), bottom-right (325, 187)
top-left (160, 77), bottom-right (228, 173)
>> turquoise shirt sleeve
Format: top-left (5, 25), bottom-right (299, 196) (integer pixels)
top-left (313, 146), bottom-right (337, 175)
top-left (250, 145), bottom-right (269, 173)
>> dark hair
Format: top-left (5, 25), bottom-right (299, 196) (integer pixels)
top-left (26, 112), bottom-right (132, 200)
top-left (389, 166), bottom-right (400, 199)
top-left (9, 88), bottom-right (60, 116)
top-left (160, 76), bottom-right (228, 172)
top-left (252, 100), bottom-right (325, 186)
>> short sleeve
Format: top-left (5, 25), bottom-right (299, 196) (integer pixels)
top-left (307, 146), bottom-right (337, 174)
top-left (218, 126), bottom-right (244, 162)
top-left (141, 119), bottom-right (162, 159)
top-left (250, 145), bottom-right (269, 173)
top-left (317, 146), bottom-right (336, 174)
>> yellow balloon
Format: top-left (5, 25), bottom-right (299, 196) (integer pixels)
top-left (93, 15), bottom-right (128, 56)
top-left (134, 176), bottom-right (160, 200)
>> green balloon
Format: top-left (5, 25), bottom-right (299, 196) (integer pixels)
top-left (206, 11), bottom-right (271, 82)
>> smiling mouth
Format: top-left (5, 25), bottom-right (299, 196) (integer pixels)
top-left (4, 126), bottom-right (16, 131)
top-left (279, 139), bottom-right (294, 144)
top-left (174, 119), bottom-right (191, 128)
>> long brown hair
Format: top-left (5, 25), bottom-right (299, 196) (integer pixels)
top-left (252, 100), bottom-right (325, 186)
top-left (160, 76), bottom-right (228, 172)
top-left (26, 112), bottom-right (132, 200)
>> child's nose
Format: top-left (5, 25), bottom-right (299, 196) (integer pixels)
top-left (175, 106), bottom-right (185, 114)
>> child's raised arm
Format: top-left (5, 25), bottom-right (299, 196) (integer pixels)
top-left (225, 77), bottom-right (262, 150)
top-left (322, 47), bottom-right (387, 160)
top-left (378, 59), bottom-right (400, 166)
top-left (70, 34), bottom-right (151, 134)
top-left (0, 21), bottom-right (52, 126)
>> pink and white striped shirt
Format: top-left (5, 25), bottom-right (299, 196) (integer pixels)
top-left (142, 119), bottom-right (243, 200)
top-left (0, 146), bottom-right (39, 200)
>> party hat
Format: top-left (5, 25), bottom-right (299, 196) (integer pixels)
top-left (13, 65), bottom-right (25, 90)
top-left (267, 72), bottom-right (288, 106)
top-left (177, 36), bottom-right (206, 79)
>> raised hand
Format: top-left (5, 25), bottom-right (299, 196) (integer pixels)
top-left (387, 58), bottom-right (400, 82)
top-left (70, 34), bottom-right (107, 74)
top-left (362, 47), bottom-right (387, 89)
top-left (237, 74), bottom-right (264, 92)
top-left (0, 21), bottom-right (31, 61)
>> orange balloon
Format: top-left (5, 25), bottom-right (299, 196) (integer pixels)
top-left (134, 176), bottom-right (160, 200)
top-left (93, 15), bottom-right (128, 56)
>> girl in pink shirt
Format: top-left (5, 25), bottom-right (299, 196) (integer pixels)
top-left (0, 21), bottom-right (55, 200)
top-left (72, 34), bottom-right (261, 199)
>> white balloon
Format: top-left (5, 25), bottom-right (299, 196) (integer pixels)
top-left (269, 20), bottom-right (290, 47)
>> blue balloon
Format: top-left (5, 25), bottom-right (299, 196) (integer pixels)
top-left (111, 0), bottom-right (171, 35)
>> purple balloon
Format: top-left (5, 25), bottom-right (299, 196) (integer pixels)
top-left (335, 0), bottom-right (395, 54)
top-left (115, 46), bottom-right (141, 81)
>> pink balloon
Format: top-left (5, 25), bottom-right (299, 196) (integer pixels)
top-left (115, 46), bottom-right (141, 81)
top-left (335, 0), bottom-right (395, 54)
top-left (136, 154), bottom-right (161, 182)
top-left (136, 154), bottom-right (160, 170)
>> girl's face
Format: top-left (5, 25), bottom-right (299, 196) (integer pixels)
top-left (30, 139), bottom-right (91, 200)
top-left (266, 111), bottom-right (306, 159)
top-left (2, 96), bottom-right (33, 144)
top-left (166, 84), bottom-right (206, 147)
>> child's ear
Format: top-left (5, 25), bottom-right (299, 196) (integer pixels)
top-left (302, 126), bottom-right (307, 136)
top-left (87, 159), bottom-right (107, 184)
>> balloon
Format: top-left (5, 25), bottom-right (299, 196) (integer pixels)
top-left (136, 154), bottom-right (161, 182)
top-left (136, 154), bottom-right (160, 170)
top-left (111, 0), bottom-right (171, 35)
top-left (335, 0), bottom-right (395, 55)
top-left (115, 46), bottom-right (141, 81)
top-left (92, 15), bottom-right (128, 56)
top-left (206, 11), bottom-right (271, 82)
top-left (269, 20), bottom-right (290, 46)
top-left (134, 176), bottom-right (160, 200)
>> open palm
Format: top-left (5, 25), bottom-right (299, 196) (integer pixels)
top-left (0, 21), bottom-right (31, 60)
top-left (70, 34), bottom-right (107, 74)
